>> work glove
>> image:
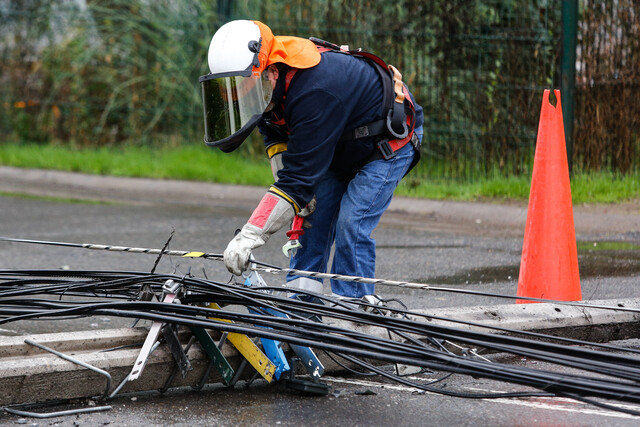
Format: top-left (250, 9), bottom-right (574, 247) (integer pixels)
top-left (224, 188), bottom-right (295, 275)
top-left (265, 142), bottom-right (315, 225)
top-left (270, 152), bottom-right (285, 182)
top-left (298, 195), bottom-right (316, 218)
top-left (297, 195), bottom-right (316, 229)
top-left (266, 142), bottom-right (287, 182)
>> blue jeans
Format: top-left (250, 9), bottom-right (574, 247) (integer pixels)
top-left (287, 129), bottom-right (420, 298)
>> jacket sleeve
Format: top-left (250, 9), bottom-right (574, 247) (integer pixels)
top-left (271, 88), bottom-right (348, 209)
top-left (258, 119), bottom-right (287, 152)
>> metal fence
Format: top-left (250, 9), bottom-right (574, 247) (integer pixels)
top-left (252, 0), bottom-right (562, 181)
top-left (1, 1), bottom-right (637, 179)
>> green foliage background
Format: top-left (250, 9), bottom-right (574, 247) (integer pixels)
top-left (1, 0), bottom-right (638, 180)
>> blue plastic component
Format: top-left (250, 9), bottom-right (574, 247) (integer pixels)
top-left (245, 276), bottom-right (290, 380)
top-left (244, 273), bottom-right (324, 379)
top-left (261, 306), bottom-right (324, 378)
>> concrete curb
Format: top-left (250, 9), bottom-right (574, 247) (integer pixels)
top-left (416, 297), bottom-right (640, 341)
top-left (2, 298), bottom-right (639, 405)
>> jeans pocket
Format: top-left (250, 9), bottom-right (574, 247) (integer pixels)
top-left (396, 145), bottom-right (415, 183)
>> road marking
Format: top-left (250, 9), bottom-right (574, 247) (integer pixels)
top-left (324, 376), bottom-right (640, 420)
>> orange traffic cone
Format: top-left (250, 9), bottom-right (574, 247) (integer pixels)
top-left (516, 89), bottom-right (581, 303)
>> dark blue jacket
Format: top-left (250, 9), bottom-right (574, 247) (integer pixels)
top-left (259, 51), bottom-right (424, 209)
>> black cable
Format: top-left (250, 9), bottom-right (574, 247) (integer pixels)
top-left (321, 350), bottom-right (378, 376)
top-left (335, 352), bottom-right (554, 399)
top-left (5, 298), bottom-right (640, 400)
top-left (4, 269), bottom-right (640, 412)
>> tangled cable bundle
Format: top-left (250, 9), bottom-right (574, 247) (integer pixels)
top-left (1, 268), bottom-right (640, 415)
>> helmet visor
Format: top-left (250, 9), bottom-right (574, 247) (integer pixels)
top-left (200, 72), bottom-right (273, 151)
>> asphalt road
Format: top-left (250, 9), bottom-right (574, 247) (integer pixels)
top-left (0, 167), bottom-right (639, 425)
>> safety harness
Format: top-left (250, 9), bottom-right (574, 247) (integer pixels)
top-left (264, 37), bottom-right (421, 173)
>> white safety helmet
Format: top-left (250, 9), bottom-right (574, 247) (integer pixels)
top-left (199, 20), bottom-right (321, 152)
top-left (199, 20), bottom-right (271, 153)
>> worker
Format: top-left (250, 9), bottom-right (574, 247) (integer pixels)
top-left (199, 20), bottom-right (423, 300)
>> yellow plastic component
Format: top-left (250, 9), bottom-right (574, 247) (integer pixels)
top-left (182, 252), bottom-right (205, 258)
top-left (208, 302), bottom-right (276, 382)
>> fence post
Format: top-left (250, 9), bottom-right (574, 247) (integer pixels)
top-left (561, 0), bottom-right (578, 174)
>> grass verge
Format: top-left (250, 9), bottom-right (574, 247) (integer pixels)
top-left (0, 142), bottom-right (637, 204)
top-left (0, 142), bottom-right (273, 186)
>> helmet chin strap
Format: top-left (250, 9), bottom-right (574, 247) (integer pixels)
top-left (248, 38), bottom-right (262, 68)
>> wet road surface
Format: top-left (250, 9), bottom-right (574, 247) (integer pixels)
top-left (0, 170), bottom-right (639, 425)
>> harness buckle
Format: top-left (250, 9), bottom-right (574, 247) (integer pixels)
top-left (377, 139), bottom-right (397, 160)
top-left (386, 103), bottom-right (409, 139)
top-left (354, 126), bottom-right (370, 139)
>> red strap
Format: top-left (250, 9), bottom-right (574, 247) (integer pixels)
top-left (386, 136), bottom-right (411, 153)
top-left (285, 68), bottom-right (297, 91)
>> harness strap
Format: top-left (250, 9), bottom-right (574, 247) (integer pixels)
top-left (389, 65), bottom-right (405, 104)
top-left (338, 120), bottom-right (386, 143)
top-left (266, 38), bottom-right (418, 166)
top-left (386, 65), bottom-right (410, 139)
top-left (340, 84), bottom-right (416, 149)
top-left (284, 68), bottom-right (297, 91)
top-left (367, 132), bottom-right (421, 164)
top-left (311, 40), bottom-right (415, 149)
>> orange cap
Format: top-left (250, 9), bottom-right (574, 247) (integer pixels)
top-left (252, 21), bottom-right (321, 73)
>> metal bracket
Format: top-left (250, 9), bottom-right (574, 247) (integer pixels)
top-left (25, 338), bottom-right (112, 400)
top-left (9, 339), bottom-right (113, 418)
top-left (243, 270), bottom-right (322, 380)
top-left (208, 302), bottom-right (276, 383)
top-left (129, 279), bottom-right (180, 381)
top-left (161, 324), bottom-right (192, 378)
top-left (159, 336), bottom-right (195, 393)
top-left (284, 358), bottom-right (330, 396)
top-left (190, 327), bottom-right (235, 386)
top-left (109, 342), bottom-right (160, 399)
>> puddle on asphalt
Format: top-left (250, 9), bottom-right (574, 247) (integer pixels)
top-left (576, 239), bottom-right (640, 279)
top-left (413, 240), bottom-right (640, 285)
top-left (420, 265), bottom-right (519, 286)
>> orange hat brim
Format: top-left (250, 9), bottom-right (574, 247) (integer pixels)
top-left (253, 21), bottom-right (320, 73)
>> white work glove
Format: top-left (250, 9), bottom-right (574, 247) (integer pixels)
top-left (270, 152), bottom-right (285, 182)
top-left (267, 142), bottom-right (287, 182)
top-left (224, 189), bottom-right (295, 275)
top-left (223, 228), bottom-right (264, 277)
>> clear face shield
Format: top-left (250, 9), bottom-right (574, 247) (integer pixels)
top-left (199, 70), bottom-right (273, 153)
